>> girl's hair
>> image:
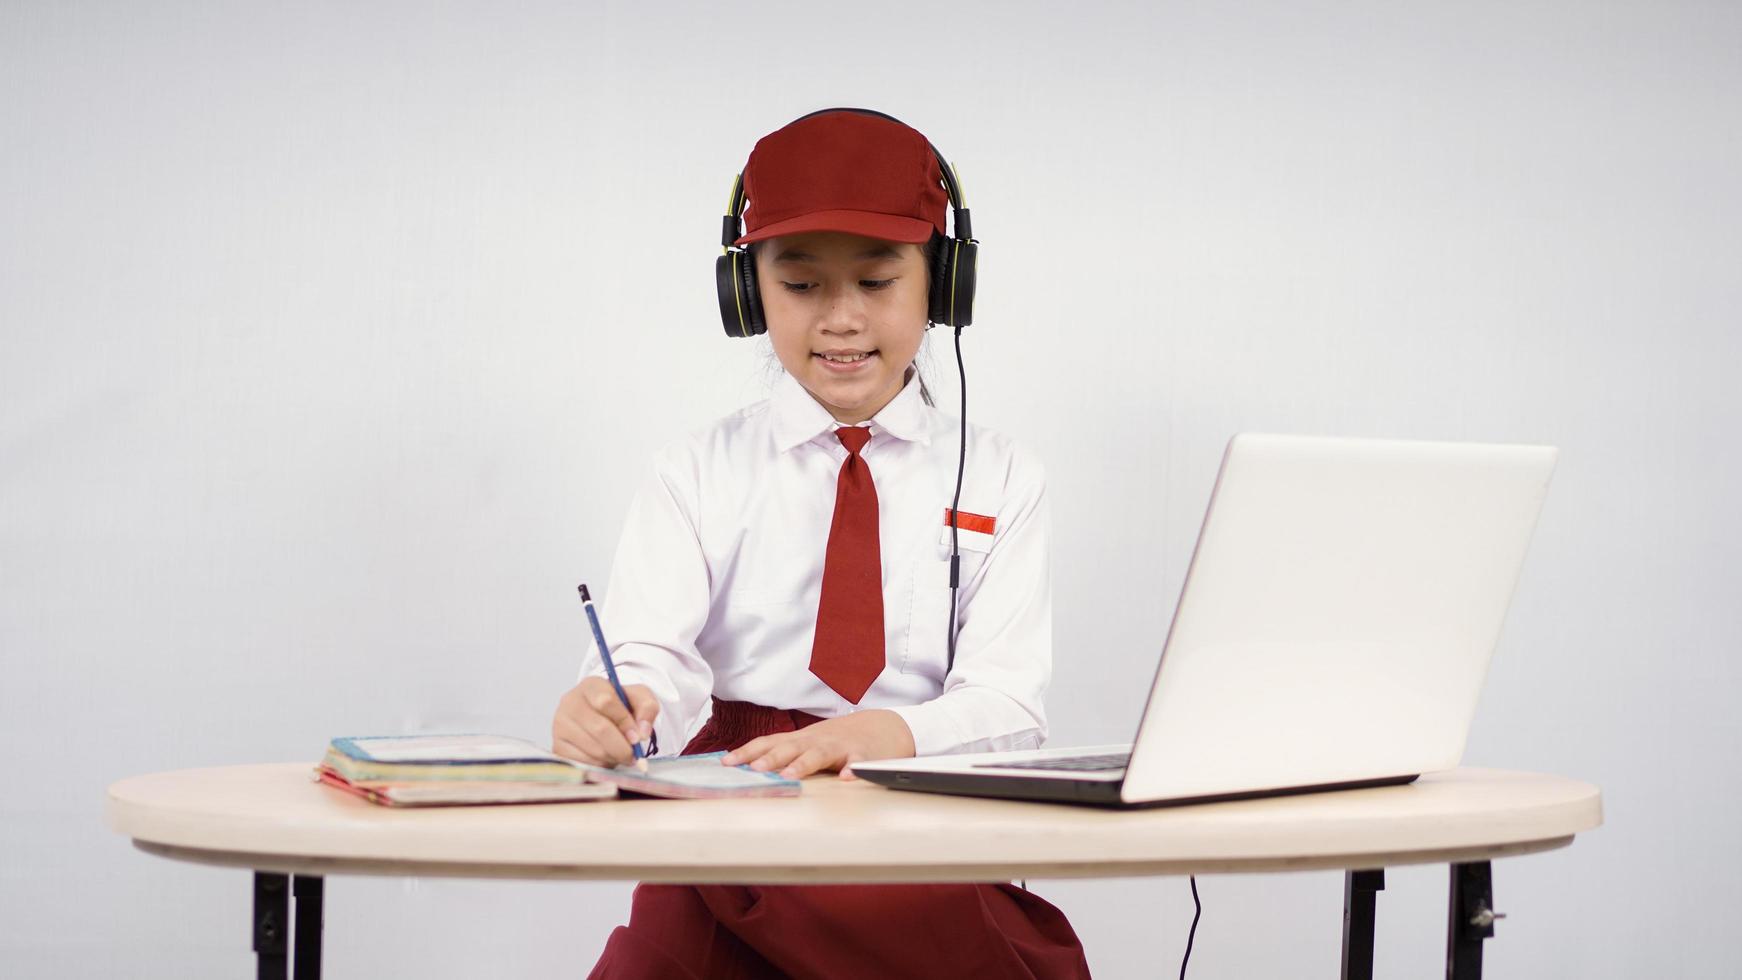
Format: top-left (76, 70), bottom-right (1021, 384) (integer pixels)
top-left (914, 233), bottom-right (941, 407)
top-left (749, 233), bottom-right (943, 408)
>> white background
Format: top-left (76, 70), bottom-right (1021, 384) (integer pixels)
top-left (4, 1), bottom-right (1737, 976)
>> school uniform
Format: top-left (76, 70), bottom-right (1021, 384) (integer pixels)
top-left (580, 366), bottom-right (1089, 979)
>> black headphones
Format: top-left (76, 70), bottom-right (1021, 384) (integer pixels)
top-left (715, 107), bottom-right (979, 338)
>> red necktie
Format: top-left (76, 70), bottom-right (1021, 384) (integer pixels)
top-left (809, 425), bottom-right (884, 703)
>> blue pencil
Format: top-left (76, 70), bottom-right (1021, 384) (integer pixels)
top-left (577, 583), bottom-right (649, 772)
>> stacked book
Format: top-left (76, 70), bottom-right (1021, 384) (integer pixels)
top-left (317, 734), bottom-right (617, 806)
top-left (316, 734), bottom-right (802, 807)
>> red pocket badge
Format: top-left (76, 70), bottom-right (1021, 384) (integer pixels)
top-left (941, 509), bottom-right (997, 552)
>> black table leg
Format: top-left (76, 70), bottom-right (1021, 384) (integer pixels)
top-left (1448, 861), bottom-right (1504, 980)
top-left (253, 872), bottom-right (288, 980)
top-left (293, 875), bottom-right (324, 980)
top-left (1340, 868), bottom-right (1384, 980)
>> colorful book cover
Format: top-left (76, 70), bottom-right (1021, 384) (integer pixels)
top-left (314, 737), bottom-right (803, 804)
top-left (313, 766), bottom-right (617, 807)
top-left (324, 735), bottom-right (587, 784)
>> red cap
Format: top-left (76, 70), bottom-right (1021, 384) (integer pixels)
top-left (734, 111), bottom-right (949, 246)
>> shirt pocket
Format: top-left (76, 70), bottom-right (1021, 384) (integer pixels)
top-left (714, 580), bottom-right (814, 631)
top-left (901, 531), bottom-right (993, 679)
top-left (721, 585), bottom-right (808, 606)
top-left (716, 561), bottom-right (815, 608)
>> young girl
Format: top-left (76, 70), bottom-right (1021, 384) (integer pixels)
top-left (553, 108), bottom-right (1090, 979)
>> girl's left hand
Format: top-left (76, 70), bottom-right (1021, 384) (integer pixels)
top-left (722, 710), bottom-right (916, 780)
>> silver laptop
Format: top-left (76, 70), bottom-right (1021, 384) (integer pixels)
top-left (852, 432), bottom-right (1558, 808)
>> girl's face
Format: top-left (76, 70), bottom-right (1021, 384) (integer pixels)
top-left (755, 230), bottom-right (929, 424)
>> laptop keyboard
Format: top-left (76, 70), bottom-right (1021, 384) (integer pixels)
top-left (973, 752), bottom-right (1131, 772)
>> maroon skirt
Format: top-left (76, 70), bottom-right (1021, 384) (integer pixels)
top-left (587, 698), bottom-right (1092, 980)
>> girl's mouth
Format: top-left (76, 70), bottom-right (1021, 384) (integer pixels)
top-left (814, 350), bottom-right (877, 373)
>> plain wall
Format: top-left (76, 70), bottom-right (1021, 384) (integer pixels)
top-left (3, 1), bottom-right (1737, 976)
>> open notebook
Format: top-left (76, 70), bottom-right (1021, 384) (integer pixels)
top-left (577, 752), bottom-right (802, 799)
top-left (316, 734), bottom-right (799, 807)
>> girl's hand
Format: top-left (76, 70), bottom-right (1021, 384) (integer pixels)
top-left (722, 710), bottom-right (916, 780)
top-left (551, 677), bottom-right (660, 768)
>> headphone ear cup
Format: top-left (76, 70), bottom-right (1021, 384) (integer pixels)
top-left (739, 248), bottom-right (767, 336)
top-left (715, 249), bottom-right (767, 337)
top-left (929, 237), bottom-right (977, 327)
top-left (927, 233), bottom-right (950, 324)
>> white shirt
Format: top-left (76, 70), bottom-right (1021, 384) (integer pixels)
top-left (578, 366), bottom-right (1053, 759)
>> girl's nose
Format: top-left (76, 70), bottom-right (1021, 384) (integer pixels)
top-left (821, 286), bottom-right (870, 333)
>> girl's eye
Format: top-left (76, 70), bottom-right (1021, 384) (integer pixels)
top-left (779, 280), bottom-right (896, 294)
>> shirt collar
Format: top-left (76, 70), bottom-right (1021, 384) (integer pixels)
top-left (770, 367), bottom-right (934, 453)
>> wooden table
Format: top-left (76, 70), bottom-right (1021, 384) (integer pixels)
top-left (107, 763), bottom-right (1602, 979)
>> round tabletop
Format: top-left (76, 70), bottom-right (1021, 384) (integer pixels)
top-left (106, 764), bottom-right (1602, 883)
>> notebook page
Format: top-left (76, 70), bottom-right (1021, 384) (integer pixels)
top-left (631, 754), bottom-right (796, 788)
top-left (584, 752), bottom-right (801, 796)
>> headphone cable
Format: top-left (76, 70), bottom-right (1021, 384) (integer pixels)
top-left (1178, 875), bottom-right (1201, 978)
top-left (946, 323), bottom-right (966, 673)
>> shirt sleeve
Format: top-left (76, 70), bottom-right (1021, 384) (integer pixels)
top-left (576, 444), bottom-right (714, 757)
top-left (886, 443), bottom-right (1052, 756)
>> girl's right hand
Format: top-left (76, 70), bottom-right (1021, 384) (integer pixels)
top-left (551, 677), bottom-right (660, 768)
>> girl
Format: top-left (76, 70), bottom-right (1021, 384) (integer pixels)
top-left (553, 108), bottom-right (1090, 979)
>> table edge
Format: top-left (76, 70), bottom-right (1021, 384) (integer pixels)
top-left (132, 834), bottom-right (1580, 882)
